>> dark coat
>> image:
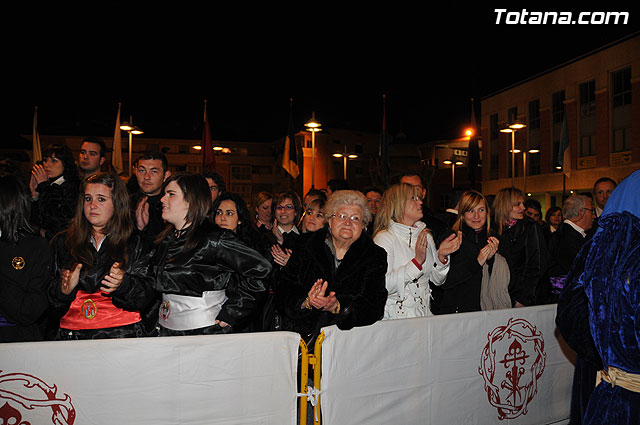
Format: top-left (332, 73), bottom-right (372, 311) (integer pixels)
top-left (130, 220), bottom-right (272, 332)
top-left (31, 178), bottom-right (79, 240)
top-left (0, 233), bottom-right (51, 342)
top-left (130, 191), bottom-right (165, 246)
top-left (548, 222), bottom-right (589, 278)
top-left (431, 223), bottom-right (497, 314)
top-left (47, 231), bottom-right (155, 337)
top-left (276, 227), bottom-right (388, 342)
top-left (497, 218), bottom-right (541, 306)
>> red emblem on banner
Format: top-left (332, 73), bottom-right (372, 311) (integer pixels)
top-left (0, 370), bottom-right (76, 425)
top-left (478, 318), bottom-right (546, 420)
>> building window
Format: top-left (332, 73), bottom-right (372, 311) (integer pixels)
top-left (579, 80), bottom-right (596, 157)
top-left (612, 67), bottom-right (632, 152)
top-left (552, 90), bottom-right (565, 124)
top-left (612, 67), bottom-right (632, 107)
top-left (528, 99), bottom-right (541, 175)
top-left (528, 100), bottom-right (540, 130)
top-left (231, 165), bottom-right (251, 181)
top-left (230, 183), bottom-right (251, 200)
top-left (508, 107), bottom-right (518, 124)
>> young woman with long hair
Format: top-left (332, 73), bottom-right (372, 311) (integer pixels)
top-left (0, 171), bottom-right (51, 342)
top-left (135, 173), bottom-right (271, 336)
top-left (492, 187), bottom-right (542, 308)
top-left (30, 144), bottom-right (80, 239)
top-left (48, 173), bottom-right (148, 340)
top-left (431, 190), bottom-right (508, 314)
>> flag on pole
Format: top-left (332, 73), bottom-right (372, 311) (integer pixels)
top-left (467, 98), bottom-right (480, 185)
top-left (558, 113), bottom-right (571, 178)
top-left (32, 106), bottom-right (42, 164)
top-left (202, 100), bottom-right (216, 172)
top-left (379, 94), bottom-right (389, 188)
top-left (281, 98), bottom-right (299, 179)
top-left (112, 103), bottom-right (123, 175)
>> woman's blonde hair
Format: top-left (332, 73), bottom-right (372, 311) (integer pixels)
top-left (492, 187), bottom-right (525, 235)
top-left (373, 183), bottom-right (423, 236)
top-left (452, 190), bottom-right (490, 233)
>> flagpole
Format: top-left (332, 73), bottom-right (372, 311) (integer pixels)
top-left (112, 103), bottom-right (124, 175)
top-left (203, 99), bottom-right (207, 170)
top-left (32, 106), bottom-right (42, 164)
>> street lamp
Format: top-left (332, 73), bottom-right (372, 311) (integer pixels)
top-left (442, 158), bottom-right (464, 188)
top-left (500, 120), bottom-right (527, 187)
top-left (304, 112), bottom-right (322, 188)
top-left (332, 146), bottom-right (358, 180)
top-left (120, 116), bottom-right (143, 176)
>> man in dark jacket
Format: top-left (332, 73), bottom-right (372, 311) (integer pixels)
top-left (130, 152), bottom-right (171, 244)
top-left (547, 195), bottom-right (595, 301)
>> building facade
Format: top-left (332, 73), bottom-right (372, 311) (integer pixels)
top-left (480, 35), bottom-right (639, 211)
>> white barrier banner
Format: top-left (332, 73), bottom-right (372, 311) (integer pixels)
top-left (321, 304), bottom-right (573, 425)
top-left (0, 332), bottom-right (300, 425)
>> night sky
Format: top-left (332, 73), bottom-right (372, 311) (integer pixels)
top-left (6, 5), bottom-right (639, 146)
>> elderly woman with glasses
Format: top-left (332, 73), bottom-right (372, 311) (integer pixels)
top-left (373, 183), bottom-right (461, 319)
top-left (276, 190), bottom-right (388, 343)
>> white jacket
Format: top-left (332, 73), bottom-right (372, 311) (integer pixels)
top-left (374, 220), bottom-right (449, 319)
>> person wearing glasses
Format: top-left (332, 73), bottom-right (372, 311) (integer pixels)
top-left (276, 190), bottom-right (388, 343)
top-left (547, 195), bottom-right (595, 301)
top-left (373, 183), bottom-right (460, 319)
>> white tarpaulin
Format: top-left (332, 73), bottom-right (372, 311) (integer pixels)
top-left (320, 304), bottom-right (573, 425)
top-left (0, 331), bottom-right (300, 425)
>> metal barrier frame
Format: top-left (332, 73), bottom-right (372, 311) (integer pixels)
top-left (299, 331), bottom-right (326, 425)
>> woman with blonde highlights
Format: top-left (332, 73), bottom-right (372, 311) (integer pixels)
top-left (492, 187), bottom-right (542, 307)
top-left (431, 190), bottom-right (508, 314)
top-left (373, 183), bottom-right (460, 319)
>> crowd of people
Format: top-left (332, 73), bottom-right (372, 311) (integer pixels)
top-left (0, 139), bottom-right (623, 348)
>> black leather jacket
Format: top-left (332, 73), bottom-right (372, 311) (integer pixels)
top-left (129, 220), bottom-right (272, 332)
top-left (48, 231), bottom-right (151, 315)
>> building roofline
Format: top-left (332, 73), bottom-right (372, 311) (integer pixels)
top-left (481, 31), bottom-right (640, 101)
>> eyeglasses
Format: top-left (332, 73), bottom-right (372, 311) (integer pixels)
top-left (582, 208), bottom-right (596, 215)
top-left (330, 213), bottom-right (362, 224)
top-left (275, 204), bottom-right (295, 211)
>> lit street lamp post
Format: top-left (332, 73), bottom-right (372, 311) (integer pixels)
top-left (500, 121), bottom-right (526, 187)
top-left (120, 116), bottom-right (143, 176)
top-left (304, 112), bottom-right (322, 188)
top-left (332, 146), bottom-right (358, 180)
top-left (442, 158), bottom-right (464, 188)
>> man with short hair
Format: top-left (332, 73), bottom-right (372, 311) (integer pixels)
top-left (78, 137), bottom-right (106, 177)
top-left (593, 177), bottom-right (616, 218)
top-left (548, 195), bottom-right (595, 300)
top-left (524, 198), bottom-right (544, 226)
top-left (130, 152), bottom-right (171, 243)
top-left (201, 170), bottom-right (226, 203)
top-left (363, 187), bottom-right (382, 235)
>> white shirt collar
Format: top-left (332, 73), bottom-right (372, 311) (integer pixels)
top-left (52, 175), bottom-right (65, 185)
top-left (90, 234), bottom-right (107, 251)
top-left (278, 224), bottom-right (299, 235)
top-left (564, 220), bottom-right (587, 238)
